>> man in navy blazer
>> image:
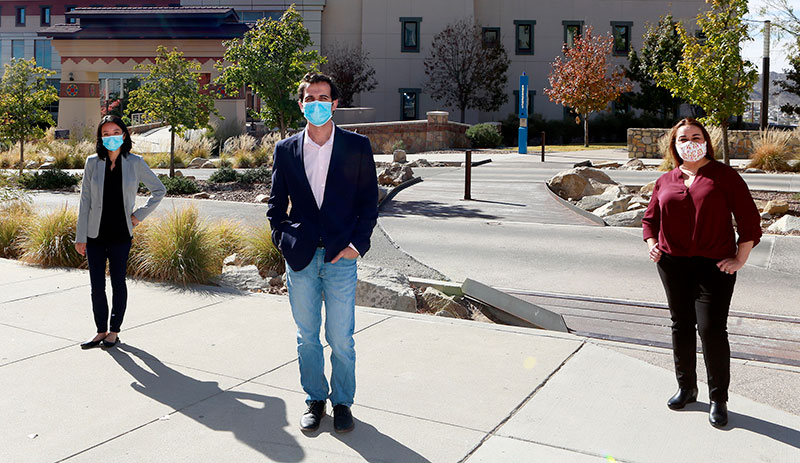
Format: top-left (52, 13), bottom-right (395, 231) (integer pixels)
top-left (268, 73), bottom-right (378, 434)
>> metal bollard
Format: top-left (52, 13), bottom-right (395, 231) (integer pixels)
top-left (541, 131), bottom-right (546, 162)
top-left (465, 150), bottom-right (472, 200)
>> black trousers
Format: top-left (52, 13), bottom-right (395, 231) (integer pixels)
top-left (657, 253), bottom-right (736, 402)
top-left (86, 239), bottom-right (132, 333)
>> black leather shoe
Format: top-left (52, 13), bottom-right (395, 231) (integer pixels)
top-left (333, 404), bottom-right (354, 433)
top-left (300, 401), bottom-right (326, 432)
top-left (101, 337), bottom-right (120, 349)
top-left (80, 339), bottom-right (102, 349)
top-left (709, 401), bottom-right (728, 428)
top-left (667, 387), bottom-right (698, 410)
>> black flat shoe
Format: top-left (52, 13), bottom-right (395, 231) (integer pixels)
top-left (300, 400), bottom-right (326, 432)
top-left (333, 404), bottom-right (354, 433)
top-left (80, 340), bottom-right (102, 349)
top-left (709, 401), bottom-right (728, 428)
top-left (101, 337), bottom-right (120, 348)
top-left (667, 387), bottom-right (698, 410)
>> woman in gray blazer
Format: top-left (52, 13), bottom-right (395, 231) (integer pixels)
top-left (74, 115), bottom-right (166, 349)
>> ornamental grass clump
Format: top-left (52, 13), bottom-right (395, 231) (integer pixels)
top-left (240, 223), bottom-right (284, 275)
top-left (19, 206), bottom-right (84, 268)
top-left (0, 200), bottom-right (34, 258)
top-left (128, 207), bottom-right (224, 284)
top-left (176, 136), bottom-right (217, 160)
top-left (209, 219), bottom-right (246, 258)
top-left (748, 129), bottom-right (795, 172)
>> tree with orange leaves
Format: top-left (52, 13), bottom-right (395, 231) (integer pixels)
top-left (545, 26), bottom-right (631, 147)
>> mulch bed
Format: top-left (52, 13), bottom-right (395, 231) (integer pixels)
top-left (169, 180), bottom-right (271, 203)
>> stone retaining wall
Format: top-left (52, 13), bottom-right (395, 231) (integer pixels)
top-left (627, 128), bottom-right (757, 159)
top-left (340, 111), bottom-right (470, 153)
top-left (129, 122), bottom-right (168, 134)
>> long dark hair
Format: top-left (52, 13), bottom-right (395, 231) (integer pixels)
top-left (667, 118), bottom-right (715, 166)
top-left (96, 115), bottom-right (133, 160)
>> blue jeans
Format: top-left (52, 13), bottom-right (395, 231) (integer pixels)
top-left (286, 248), bottom-right (358, 407)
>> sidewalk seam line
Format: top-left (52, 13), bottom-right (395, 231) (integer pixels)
top-left (0, 283), bottom-right (90, 305)
top-left (457, 340), bottom-right (587, 463)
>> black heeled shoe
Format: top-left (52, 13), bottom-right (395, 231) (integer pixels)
top-left (667, 387), bottom-right (698, 410)
top-left (80, 339), bottom-right (102, 349)
top-left (101, 336), bottom-right (120, 349)
top-left (709, 401), bottom-right (728, 428)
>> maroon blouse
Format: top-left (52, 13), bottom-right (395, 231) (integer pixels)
top-left (642, 160), bottom-right (762, 259)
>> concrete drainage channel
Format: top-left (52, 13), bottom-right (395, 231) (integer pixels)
top-left (412, 278), bottom-right (800, 368)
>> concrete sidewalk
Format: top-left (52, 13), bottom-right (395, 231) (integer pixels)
top-left (2, 259), bottom-right (799, 462)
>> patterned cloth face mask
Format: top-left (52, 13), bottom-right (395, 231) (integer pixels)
top-left (676, 140), bottom-right (707, 162)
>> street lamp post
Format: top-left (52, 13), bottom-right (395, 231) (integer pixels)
top-left (761, 20), bottom-right (771, 131)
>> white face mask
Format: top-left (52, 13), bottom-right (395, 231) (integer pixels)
top-left (676, 140), bottom-right (707, 162)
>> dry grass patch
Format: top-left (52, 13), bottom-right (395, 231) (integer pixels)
top-left (18, 206), bottom-right (84, 268)
top-left (748, 129), bottom-right (795, 172)
top-left (240, 223), bottom-right (284, 275)
top-left (0, 200), bottom-right (34, 258)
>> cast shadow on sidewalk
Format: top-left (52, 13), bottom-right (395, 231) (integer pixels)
top-left (331, 417), bottom-right (432, 463)
top-left (380, 200), bottom-right (500, 219)
top-left (684, 402), bottom-right (800, 450)
top-left (109, 344), bottom-right (303, 462)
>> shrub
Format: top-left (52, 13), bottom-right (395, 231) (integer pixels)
top-left (209, 219), bottom-right (246, 258)
top-left (18, 169), bottom-right (81, 190)
top-left (128, 207), bottom-right (223, 284)
top-left (234, 151), bottom-right (254, 168)
top-left (466, 123), bottom-right (503, 148)
top-left (240, 166), bottom-right (271, 184)
top-left (176, 135), bottom-right (217, 160)
top-left (241, 223), bottom-right (284, 275)
top-left (158, 175), bottom-right (200, 195)
top-left (141, 152), bottom-right (186, 169)
top-left (0, 200), bottom-right (34, 258)
top-left (209, 166), bottom-right (241, 183)
top-left (19, 207), bottom-right (84, 268)
top-left (223, 134), bottom-right (257, 155)
top-left (748, 129), bottom-right (795, 171)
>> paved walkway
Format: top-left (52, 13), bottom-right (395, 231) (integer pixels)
top-left (2, 259), bottom-right (799, 462)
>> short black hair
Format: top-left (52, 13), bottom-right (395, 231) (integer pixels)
top-left (297, 72), bottom-right (340, 102)
top-left (96, 115), bottom-right (133, 160)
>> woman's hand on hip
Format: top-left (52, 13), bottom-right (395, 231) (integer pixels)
top-left (131, 215), bottom-right (140, 227)
top-left (717, 257), bottom-right (744, 275)
top-left (75, 242), bottom-right (86, 256)
top-left (647, 239), bottom-right (662, 263)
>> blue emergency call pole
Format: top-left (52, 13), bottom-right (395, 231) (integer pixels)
top-left (518, 73), bottom-right (529, 154)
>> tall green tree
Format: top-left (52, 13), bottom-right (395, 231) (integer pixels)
top-left (775, 45), bottom-right (800, 117)
top-left (624, 15), bottom-right (685, 123)
top-left (423, 17), bottom-right (510, 123)
top-left (128, 46), bottom-right (219, 177)
top-left (656, 0), bottom-right (758, 165)
top-left (0, 58), bottom-right (58, 174)
top-left (216, 5), bottom-right (324, 138)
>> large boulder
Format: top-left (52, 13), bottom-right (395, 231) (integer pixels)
top-left (594, 196), bottom-right (632, 217)
top-left (378, 163), bottom-right (414, 186)
top-left (768, 215), bottom-right (800, 233)
top-left (356, 263), bottom-right (416, 312)
top-left (547, 171), bottom-right (589, 200)
top-left (622, 158), bottom-right (646, 170)
top-left (604, 209), bottom-right (646, 227)
top-left (574, 167), bottom-right (616, 186)
top-left (216, 265), bottom-right (268, 291)
top-left (421, 287), bottom-right (469, 318)
top-left (639, 181), bottom-right (656, 196)
top-left (393, 149), bottom-right (407, 163)
top-left (764, 200), bottom-right (789, 215)
top-left (598, 185), bottom-right (630, 200)
top-left (575, 195), bottom-right (611, 212)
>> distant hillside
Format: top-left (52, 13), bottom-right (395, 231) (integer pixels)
top-left (752, 71), bottom-right (800, 109)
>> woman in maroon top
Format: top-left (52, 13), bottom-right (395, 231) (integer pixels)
top-left (642, 118), bottom-right (761, 428)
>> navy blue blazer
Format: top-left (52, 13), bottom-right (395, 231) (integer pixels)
top-left (267, 126), bottom-right (379, 271)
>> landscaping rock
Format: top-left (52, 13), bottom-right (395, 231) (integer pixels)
top-left (599, 185), bottom-right (630, 200)
top-left (269, 275), bottom-right (283, 287)
top-left (764, 200), bottom-right (789, 215)
top-left (38, 162), bottom-right (55, 170)
top-left (393, 149), bottom-right (407, 163)
top-left (421, 287), bottom-right (469, 318)
top-left (574, 167), bottom-right (616, 185)
top-left (573, 160), bottom-right (592, 168)
top-left (216, 265), bottom-right (268, 291)
top-left (377, 185), bottom-right (389, 204)
top-left (547, 171), bottom-right (589, 200)
top-left (594, 196), bottom-right (631, 217)
top-left (744, 168), bottom-right (765, 174)
top-left (174, 170), bottom-right (183, 177)
top-left (622, 158), bottom-right (646, 170)
top-left (435, 310), bottom-right (455, 318)
top-left (355, 263), bottom-right (416, 312)
top-left (201, 161), bottom-right (215, 168)
top-left (639, 180), bottom-right (656, 196)
top-left (408, 158), bottom-right (432, 168)
top-left (254, 194), bottom-right (269, 203)
top-left (768, 215), bottom-right (800, 233)
top-left (760, 212), bottom-right (772, 220)
top-left (604, 209), bottom-right (646, 227)
top-left (575, 195), bottom-right (610, 211)
top-left (25, 160), bottom-right (37, 169)
top-left (378, 163), bottom-right (414, 186)
top-left (188, 157), bottom-right (209, 168)
top-left (223, 254), bottom-right (240, 266)
top-left (192, 192), bottom-right (210, 199)
top-left (593, 161), bottom-right (622, 169)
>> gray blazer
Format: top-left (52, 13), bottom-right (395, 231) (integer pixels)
top-left (76, 153), bottom-right (166, 243)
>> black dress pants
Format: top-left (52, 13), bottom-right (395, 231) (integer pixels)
top-left (657, 253), bottom-right (736, 402)
top-left (86, 239), bottom-right (132, 333)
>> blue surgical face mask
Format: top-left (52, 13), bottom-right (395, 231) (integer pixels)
top-left (102, 135), bottom-right (124, 152)
top-left (303, 101), bottom-right (333, 127)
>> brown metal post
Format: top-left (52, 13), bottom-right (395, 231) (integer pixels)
top-left (464, 150), bottom-right (472, 200)
top-left (541, 131), bottom-right (546, 162)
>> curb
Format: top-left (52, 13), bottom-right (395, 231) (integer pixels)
top-left (378, 176), bottom-right (423, 210)
top-left (543, 183), bottom-right (606, 226)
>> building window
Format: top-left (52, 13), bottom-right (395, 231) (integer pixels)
top-left (399, 88), bottom-right (420, 120)
top-left (12, 40), bottom-right (25, 59)
top-left (65, 6), bottom-right (76, 24)
top-left (562, 21), bottom-right (584, 49)
top-left (513, 90), bottom-right (536, 116)
top-left (514, 20), bottom-right (535, 55)
top-left (482, 27), bottom-right (500, 48)
top-left (400, 17), bottom-right (421, 53)
top-left (16, 7), bottom-right (26, 26)
top-left (35, 40), bottom-right (52, 69)
top-left (611, 22), bottom-right (632, 56)
top-left (41, 6), bottom-right (51, 26)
